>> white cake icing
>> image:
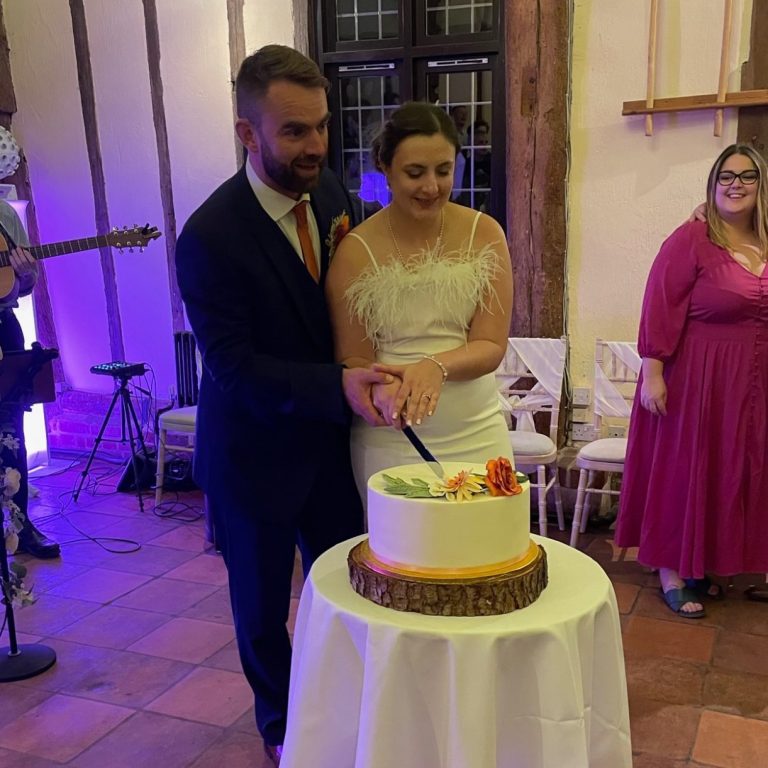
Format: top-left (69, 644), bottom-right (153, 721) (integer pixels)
top-left (367, 462), bottom-right (531, 574)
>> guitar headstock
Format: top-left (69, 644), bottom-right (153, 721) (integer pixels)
top-left (107, 225), bottom-right (161, 252)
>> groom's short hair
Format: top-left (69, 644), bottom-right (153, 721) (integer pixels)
top-left (235, 45), bottom-right (329, 124)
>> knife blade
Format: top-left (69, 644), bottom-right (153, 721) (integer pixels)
top-left (402, 426), bottom-right (445, 480)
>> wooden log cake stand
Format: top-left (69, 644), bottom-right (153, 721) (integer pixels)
top-left (348, 539), bottom-right (548, 617)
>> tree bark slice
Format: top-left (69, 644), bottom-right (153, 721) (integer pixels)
top-left (348, 540), bottom-right (548, 616)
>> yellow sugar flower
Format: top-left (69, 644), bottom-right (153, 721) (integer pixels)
top-left (429, 470), bottom-right (486, 502)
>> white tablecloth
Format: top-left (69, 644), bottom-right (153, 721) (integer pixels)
top-left (281, 535), bottom-right (631, 768)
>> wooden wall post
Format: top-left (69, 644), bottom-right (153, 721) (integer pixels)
top-left (506, 0), bottom-right (570, 339)
top-left (738, 0), bottom-right (768, 156)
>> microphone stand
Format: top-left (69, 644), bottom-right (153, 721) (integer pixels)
top-left (0, 343), bottom-right (58, 682)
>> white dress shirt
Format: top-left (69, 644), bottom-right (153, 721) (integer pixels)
top-left (245, 159), bottom-right (321, 276)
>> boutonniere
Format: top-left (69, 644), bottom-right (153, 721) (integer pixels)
top-left (325, 211), bottom-right (351, 261)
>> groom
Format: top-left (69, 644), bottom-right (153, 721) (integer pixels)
top-left (175, 45), bottom-right (389, 765)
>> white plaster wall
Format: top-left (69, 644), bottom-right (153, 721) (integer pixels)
top-left (4, 0), bottom-right (295, 397)
top-left (4, 0), bottom-right (112, 393)
top-left (568, 0), bottom-right (753, 390)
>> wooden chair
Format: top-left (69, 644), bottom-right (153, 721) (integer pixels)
top-left (496, 337), bottom-right (566, 537)
top-left (569, 340), bottom-right (640, 548)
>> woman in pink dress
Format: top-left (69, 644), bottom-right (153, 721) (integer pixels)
top-left (616, 144), bottom-right (768, 618)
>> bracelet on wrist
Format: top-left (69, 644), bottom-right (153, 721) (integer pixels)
top-left (422, 354), bottom-right (448, 383)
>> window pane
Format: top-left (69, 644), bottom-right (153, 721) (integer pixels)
top-left (337, 15), bottom-right (356, 42)
top-left (339, 74), bottom-right (400, 218)
top-left (426, 68), bottom-right (492, 213)
top-left (426, 0), bottom-right (495, 37)
top-left (335, 0), bottom-right (399, 43)
top-left (381, 11), bottom-right (399, 38)
top-left (358, 14), bottom-right (381, 40)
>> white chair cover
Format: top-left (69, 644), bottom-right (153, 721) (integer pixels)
top-left (593, 342), bottom-right (640, 419)
top-left (497, 338), bottom-right (566, 432)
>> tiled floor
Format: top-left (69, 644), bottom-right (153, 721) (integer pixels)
top-left (1, 460), bottom-right (767, 767)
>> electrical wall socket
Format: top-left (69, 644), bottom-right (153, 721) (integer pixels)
top-left (605, 425), bottom-right (627, 438)
top-left (571, 423), bottom-right (597, 442)
top-left (573, 387), bottom-right (591, 407)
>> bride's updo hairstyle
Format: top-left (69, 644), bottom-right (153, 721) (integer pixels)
top-left (372, 101), bottom-right (461, 171)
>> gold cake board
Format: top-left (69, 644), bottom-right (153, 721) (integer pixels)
top-left (348, 539), bottom-right (548, 617)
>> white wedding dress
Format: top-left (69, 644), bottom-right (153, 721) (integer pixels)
top-left (345, 210), bottom-right (512, 503)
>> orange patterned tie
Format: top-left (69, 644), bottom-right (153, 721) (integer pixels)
top-left (293, 201), bottom-right (319, 282)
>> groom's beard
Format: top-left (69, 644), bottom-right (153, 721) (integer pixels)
top-left (260, 136), bottom-right (326, 195)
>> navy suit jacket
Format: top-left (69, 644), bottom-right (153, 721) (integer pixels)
top-left (175, 166), bottom-right (359, 521)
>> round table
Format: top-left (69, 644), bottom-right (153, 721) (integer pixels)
top-left (281, 535), bottom-right (632, 768)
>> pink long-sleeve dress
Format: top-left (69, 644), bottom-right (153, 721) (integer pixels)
top-left (615, 220), bottom-right (768, 578)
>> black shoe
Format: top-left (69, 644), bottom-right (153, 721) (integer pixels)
top-left (16, 523), bottom-right (61, 559)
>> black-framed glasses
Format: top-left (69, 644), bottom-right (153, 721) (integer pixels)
top-left (717, 170), bottom-right (759, 186)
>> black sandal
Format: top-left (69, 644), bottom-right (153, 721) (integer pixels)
top-left (684, 577), bottom-right (724, 600)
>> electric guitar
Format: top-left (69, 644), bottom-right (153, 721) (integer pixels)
top-left (0, 224), bottom-right (161, 296)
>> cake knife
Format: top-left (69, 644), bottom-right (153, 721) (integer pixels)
top-left (402, 426), bottom-right (445, 480)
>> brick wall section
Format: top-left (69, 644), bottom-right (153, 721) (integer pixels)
top-left (44, 388), bottom-right (191, 459)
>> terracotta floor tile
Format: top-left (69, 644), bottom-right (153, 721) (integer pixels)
top-left (291, 552), bottom-right (305, 597)
top-left (148, 524), bottom-right (210, 552)
top-left (693, 710), bottom-right (768, 767)
top-left (47, 566), bottom-right (152, 603)
top-left (9, 593), bottom-right (100, 635)
top-left (623, 615), bottom-right (716, 664)
top-left (8, 557), bottom-right (90, 594)
top-left (69, 710), bottom-right (222, 768)
top-left (114, 575), bottom-right (219, 614)
top-left (712, 630), bottom-right (768, 677)
top-left (626, 657), bottom-right (705, 706)
top-left (41, 509), bottom-right (127, 536)
top-left (52, 604), bottom-right (170, 649)
top-left (0, 693), bottom-right (132, 762)
top-left (701, 598), bottom-right (768, 637)
top-left (146, 667), bottom-right (253, 726)
top-left (202, 638), bottom-right (242, 673)
top-left (628, 697), bottom-right (702, 759)
top-left (95, 516), bottom-right (183, 545)
top-left (18, 638), bottom-right (193, 707)
top-left (230, 708), bottom-right (259, 736)
top-left (703, 668), bottom-right (768, 720)
top-left (0, 745), bottom-right (70, 767)
top-left (90, 543), bottom-right (198, 577)
top-left (53, 540), bottom-right (122, 567)
top-left (190, 729), bottom-right (266, 768)
top-left (127, 616), bottom-right (234, 663)
top-left (0, 685), bottom-right (51, 728)
top-left (614, 581), bottom-right (641, 614)
top-left (181, 585), bottom-right (233, 624)
top-left (630, 755), bottom-right (689, 768)
top-left (163, 552), bottom-right (229, 586)
top-left (287, 597), bottom-right (300, 635)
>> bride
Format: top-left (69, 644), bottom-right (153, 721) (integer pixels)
top-left (325, 101), bottom-right (514, 500)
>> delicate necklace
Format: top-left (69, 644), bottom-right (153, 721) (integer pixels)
top-left (387, 207), bottom-right (444, 260)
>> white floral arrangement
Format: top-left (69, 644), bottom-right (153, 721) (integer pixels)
top-left (0, 127), bottom-right (21, 180)
top-left (1, 432), bottom-right (35, 607)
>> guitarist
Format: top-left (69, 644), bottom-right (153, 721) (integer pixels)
top-left (0, 200), bottom-right (59, 559)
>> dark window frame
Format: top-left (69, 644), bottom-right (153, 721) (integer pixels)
top-left (312, 0), bottom-right (506, 225)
